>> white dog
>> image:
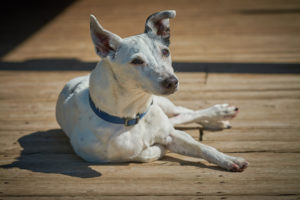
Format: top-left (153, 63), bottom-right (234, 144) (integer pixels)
top-left (56, 10), bottom-right (248, 172)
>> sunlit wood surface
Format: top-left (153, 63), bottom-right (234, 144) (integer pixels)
top-left (1, 0), bottom-right (300, 199)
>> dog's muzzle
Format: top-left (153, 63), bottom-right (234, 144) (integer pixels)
top-left (160, 75), bottom-right (178, 94)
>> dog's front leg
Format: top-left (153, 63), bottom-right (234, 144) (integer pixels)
top-left (154, 96), bottom-right (193, 117)
top-left (166, 129), bottom-right (248, 172)
top-left (154, 96), bottom-right (238, 131)
top-left (169, 104), bottom-right (239, 131)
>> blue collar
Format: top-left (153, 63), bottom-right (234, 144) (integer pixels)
top-left (89, 93), bottom-right (152, 126)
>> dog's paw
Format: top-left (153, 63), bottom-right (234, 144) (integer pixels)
top-left (226, 157), bottom-right (249, 172)
top-left (196, 104), bottom-right (239, 131)
top-left (198, 120), bottom-right (232, 131)
top-left (210, 104), bottom-right (239, 120)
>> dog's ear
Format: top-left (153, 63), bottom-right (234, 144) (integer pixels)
top-left (144, 10), bottom-right (176, 46)
top-left (90, 15), bottom-right (122, 58)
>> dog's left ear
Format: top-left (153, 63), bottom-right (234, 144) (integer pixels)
top-left (90, 15), bottom-right (122, 58)
top-left (144, 10), bottom-right (176, 46)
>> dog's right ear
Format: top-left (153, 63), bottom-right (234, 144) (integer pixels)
top-left (144, 10), bottom-right (176, 46)
top-left (90, 15), bottom-right (122, 58)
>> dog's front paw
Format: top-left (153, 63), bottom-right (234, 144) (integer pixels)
top-left (210, 104), bottom-right (239, 120)
top-left (224, 156), bottom-right (249, 172)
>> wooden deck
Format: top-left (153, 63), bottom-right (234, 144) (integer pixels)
top-left (1, 0), bottom-right (300, 199)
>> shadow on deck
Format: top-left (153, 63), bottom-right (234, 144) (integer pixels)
top-left (0, 0), bottom-right (76, 58)
top-left (1, 129), bottom-right (225, 178)
top-left (1, 129), bottom-right (102, 178)
top-left (0, 58), bottom-right (300, 73)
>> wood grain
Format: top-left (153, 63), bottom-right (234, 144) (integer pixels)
top-left (1, 0), bottom-right (300, 199)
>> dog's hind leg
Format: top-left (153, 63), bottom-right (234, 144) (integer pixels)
top-left (133, 144), bottom-right (167, 163)
top-left (166, 129), bottom-right (248, 172)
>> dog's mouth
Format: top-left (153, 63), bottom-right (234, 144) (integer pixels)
top-left (160, 83), bottom-right (179, 95)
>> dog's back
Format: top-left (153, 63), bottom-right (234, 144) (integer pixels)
top-left (56, 75), bottom-right (89, 137)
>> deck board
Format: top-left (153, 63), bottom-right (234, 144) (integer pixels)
top-left (0, 71), bottom-right (299, 199)
top-left (1, 153), bottom-right (300, 197)
top-left (1, 0), bottom-right (300, 199)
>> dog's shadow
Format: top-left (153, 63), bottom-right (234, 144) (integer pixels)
top-left (1, 129), bottom-right (102, 178)
top-left (2, 129), bottom-right (225, 178)
top-left (162, 156), bottom-right (225, 171)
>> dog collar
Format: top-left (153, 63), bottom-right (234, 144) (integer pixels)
top-left (89, 93), bottom-right (152, 126)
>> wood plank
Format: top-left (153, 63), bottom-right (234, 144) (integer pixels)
top-left (203, 141), bottom-right (300, 153)
top-left (0, 120), bottom-right (59, 132)
top-left (179, 74), bottom-right (300, 91)
top-left (1, 197), bottom-right (300, 200)
top-left (1, 129), bottom-right (299, 160)
top-left (1, 72), bottom-right (299, 93)
top-left (1, 153), bottom-right (299, 197)
top-left (2, 99), bottom-right (299, 123)
top-left (1, 88), bottom-right (299, 101)
top-left (1, 72), bottom-right (299, 102)
top-left (1, 110), bottom-right (299, 131)
top-left (3, 126), bottom-right (297, 145)
top-left (2, 0), bottom-right (300, 63)
top-left (171, 90), bottom-right (300, 101)
top-left (203, 127), bottom-right (300, 142)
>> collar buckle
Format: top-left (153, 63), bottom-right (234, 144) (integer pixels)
top-left (124, 114), bottom-right (141, 126)
top-left (136, 113), bottom-right (141, 124)
top-left (124, 118), bottom-right (132, 126)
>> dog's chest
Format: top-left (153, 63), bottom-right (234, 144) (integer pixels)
top-left (106, 105), bottom-right (172, 160)
top-left (130, 105), bottom-right (172, 145)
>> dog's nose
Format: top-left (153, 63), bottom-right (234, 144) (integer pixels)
top-left (161, 76), bottom-right (178, 91)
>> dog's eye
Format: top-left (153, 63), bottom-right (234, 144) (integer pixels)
top-left (162, 49), bottom-right (170, 57)
top-left (131, 58), bottom-right (145, 65)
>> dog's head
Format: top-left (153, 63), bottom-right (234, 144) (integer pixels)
top-left (90, 10), bottom-right (178, 95)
